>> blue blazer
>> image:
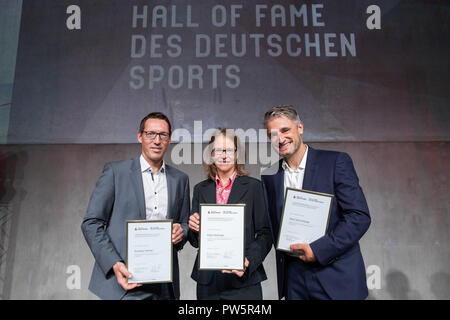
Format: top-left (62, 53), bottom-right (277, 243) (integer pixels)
top-left (261, 147), bottom-right (371, 299)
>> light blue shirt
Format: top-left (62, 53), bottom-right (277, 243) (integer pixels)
top-left (282, 145), bottom-right (309, 193)
top-left (140, 155), bottom-right (168, 220)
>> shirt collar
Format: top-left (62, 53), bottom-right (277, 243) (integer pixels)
top-left (282, 144), bottom-right (308, 172)
top-left (215, 170), bottom-right (237, 187)
top-left (140, 155), bottom-right (165, 174)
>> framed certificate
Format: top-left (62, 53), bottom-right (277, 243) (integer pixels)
top-left (199, 204), bottom-right (246, 271)
top-left (126, 219), bottom-right (173, 284)
top-left (276, 188), bottom-right (334, 252)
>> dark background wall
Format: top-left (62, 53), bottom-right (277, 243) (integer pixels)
top-left (7, 0), bottom-right (450, 144)
top-left (0, 0), bottom-right (449, 299)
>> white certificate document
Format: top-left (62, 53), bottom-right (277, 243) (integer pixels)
top-left (277, 188), bottom-right (333, 252)
top-left (199, 204), bottom-right (245, 270)
top-left (126, 220), bottom-right (173, 284)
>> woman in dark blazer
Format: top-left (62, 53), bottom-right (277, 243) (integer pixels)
top-left (188, 128), bottom-right (272, 300)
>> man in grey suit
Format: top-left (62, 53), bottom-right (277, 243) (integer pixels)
top-left (81, 112), bottom-right (190, 300)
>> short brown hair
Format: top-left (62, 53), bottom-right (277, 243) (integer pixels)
top-left (139, 112), bottom-right (172, 135)
top-left (204, 128), bottom-right (249, 181)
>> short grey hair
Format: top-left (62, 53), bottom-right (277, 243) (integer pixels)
top-left (263, 105), bottom-right (301, 128)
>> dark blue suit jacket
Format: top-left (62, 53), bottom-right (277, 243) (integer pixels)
top-left (261, 147), bottom-right (371, 299)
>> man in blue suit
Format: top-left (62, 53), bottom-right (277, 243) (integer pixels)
top-left (82, 112), bottom-right (190, 300)
top-left (261, 105), bottom-right (371, 300)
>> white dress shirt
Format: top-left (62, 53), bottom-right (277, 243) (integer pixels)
top-left (140, 155), bottom-right (168, 220)
top-left (282, 145), bottom-right (309, 192)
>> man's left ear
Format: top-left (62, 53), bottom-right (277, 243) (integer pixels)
top-left (297, 121), bottom-right (304, 134)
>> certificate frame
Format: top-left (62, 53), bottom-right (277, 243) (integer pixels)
top-left (126, 219), bottom-right (173, 284)
top-left (198, 203), bottom-right (246, 271)
top-left (276, 188), bottom-right (334, 253)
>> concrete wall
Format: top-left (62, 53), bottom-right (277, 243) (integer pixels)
top-left (0, 0), bottom-right (22, 143)
top-left (0, 142), bottom-right (448, 299)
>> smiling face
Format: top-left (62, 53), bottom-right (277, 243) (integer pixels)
top-left (137, 118), bottom-right (171, 165)
top-left (266, 115), bottom-right (304, 159)
top-left (212, 134), bottom-right (236, 175)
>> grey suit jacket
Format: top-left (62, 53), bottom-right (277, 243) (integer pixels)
top-left (81, 156), bottom-right (190, 300)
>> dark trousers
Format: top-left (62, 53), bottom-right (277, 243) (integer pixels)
top-left (122, 283), bottom-right (175, 300)
top-left (284, 257), bottom-right (331, 300)
top-left (197, 282), bottom-right (263, 300)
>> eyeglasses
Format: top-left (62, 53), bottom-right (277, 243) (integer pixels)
top-left (142, 131), bottom-right (170, 141)
top-left (212, 148), bottom-right (236, 155)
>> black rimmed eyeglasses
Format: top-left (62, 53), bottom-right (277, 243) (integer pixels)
top-left (142, 131), bottom-right (170, 141)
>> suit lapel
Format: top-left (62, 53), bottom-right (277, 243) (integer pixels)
top-left (130, 157), bottom-right (146, 220)
top-left (165, 165), bottom-right (176, 219)
top-left (302, 146), bottom-right (318, 191)
top-left (200, 179), bottom-right (216, 203)
top-left (274, 160), bottom-right (285, 222)
top-left (227, 176), bottom-right (249, 204)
